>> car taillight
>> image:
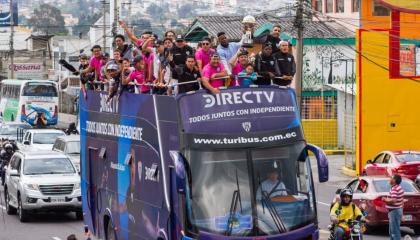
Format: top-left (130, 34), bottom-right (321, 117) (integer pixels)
top-left (21, 104), bottom-right (26, 117)
top-left (373, 197), bottom-right (386, 207)
top-left (53, 105), bottom-right (58, 117)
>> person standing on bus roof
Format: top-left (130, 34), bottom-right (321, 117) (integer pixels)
top-left (254, 42), bottom-right (281, 85)
top-left (114, 34), bottom-right (136, 62)
top-left (274, 40), bottom-right (296, 86)
top-left (195, 37), bottom-right (215, 75)
top-left (79, 45), bottom-right (103, 83)
top-left (201, 53), bottom-right (228, 95)
top-left (229, 49), bottom-right (249, 86)
top-left (265, 24), bottom-right (281, 54)
top-left (126, 55), bottom-right (150, 94)
top-left (217, 32), bottom-right (241, 75)
top-left (175, 55), bottom-right (201, 94)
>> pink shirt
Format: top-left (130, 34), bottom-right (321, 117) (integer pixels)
top-left (202, 63), bottom-right (226, 88)
top-left (129, 69), bottom-right (150, 93)
top-left (232, 63), bottom-right (246, 86)
top-left (143, 52), bottom-right (154, 80)
top-left (89, 56), bottom-right (103, 79)
top-left (195, 48), bottom-right (215, 69)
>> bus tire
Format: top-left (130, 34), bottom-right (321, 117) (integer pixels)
top-left (105, 219), bottom-right (117, 240)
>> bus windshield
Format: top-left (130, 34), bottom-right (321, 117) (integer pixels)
top-left (184, 142), bottom-right (316, 236)
top-left (22, 82), bottom-right (58, 97)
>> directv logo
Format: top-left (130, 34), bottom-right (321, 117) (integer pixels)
top-left (203, 91), bottom-right (274, 108)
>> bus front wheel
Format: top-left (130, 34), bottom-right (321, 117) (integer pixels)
top-left (106, 220), bottom-right (117, 240)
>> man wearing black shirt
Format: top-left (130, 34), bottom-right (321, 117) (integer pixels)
top-left (169, 35), bottom-right (194, 81)
top-left (274, 40), bottom-right (296, 86)
top-left (254, 42), bottom-right (281, 85)
top-left (175, 56), bottom-right (201, 94)
top-left (265, 24), bottom-right (281, 54)
top-left (114, 34), bottom-right (136, 61)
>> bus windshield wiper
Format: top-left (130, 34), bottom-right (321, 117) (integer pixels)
top-left (225, 169), bottom-right (243, 236)
top-left (257, 174), bottom-right (287, 233)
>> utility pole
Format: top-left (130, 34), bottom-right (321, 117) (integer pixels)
top-left (112, 0), bottom-right (119, 38)
top-left (9, 0), bottom-right (15, 79)
top-left (102, 0), bottom-right (107, 52)
top-left (294, 0), bottom-right (304, 113)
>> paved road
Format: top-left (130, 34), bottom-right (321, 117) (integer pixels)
top-left (0, 187), bottom-right (85, 240)
top-left (0, 155), bottom-right (418, 240)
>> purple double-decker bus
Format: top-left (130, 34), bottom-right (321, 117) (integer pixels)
top-left (80, 86), bottom-right (329, 240)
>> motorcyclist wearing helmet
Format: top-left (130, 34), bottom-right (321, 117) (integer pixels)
top-left (330, 188), bottom-right (364, 240)
top-left (0, 143), bottom-right (15, 185)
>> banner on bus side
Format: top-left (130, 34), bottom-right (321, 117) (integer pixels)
top-left (177, 87), bottom-right (300, 135)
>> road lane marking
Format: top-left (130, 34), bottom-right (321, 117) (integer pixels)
top-left (52, 237), bottom-right (62, 240)
top-left (317, 201), bottom-right (330, 207)
top-left (0, 204), bottom-right (6, 210)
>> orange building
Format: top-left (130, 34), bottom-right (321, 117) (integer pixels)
top-left (355, 0), bottom-right (420, 175)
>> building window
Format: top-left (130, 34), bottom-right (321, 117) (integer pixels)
top-left (336, 0), bottom-right (344, 13)
top-left (373, 2), bottom-right (390, 16)
top-left (313, 0), bottom-right (322, 12)
top-left (326, 0), bottom-right (333, 13)
top-left (352, 0), bottom-right (360, 12)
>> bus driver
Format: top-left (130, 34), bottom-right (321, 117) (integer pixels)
top-left (256, 165), bottom-right (287, 201)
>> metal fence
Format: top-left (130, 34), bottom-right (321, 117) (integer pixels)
top-left (301, 89), bottom-right (356, 170)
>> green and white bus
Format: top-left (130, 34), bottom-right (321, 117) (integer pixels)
top-left (0, 79), bottom-right (59, 126)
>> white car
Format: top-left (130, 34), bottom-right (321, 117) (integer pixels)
top-left (19, 129), bottom-right (65, 150)
top-left (3, 150), bottom-right (82, 222)
top-left (52, 135), bottom-right (80, 172)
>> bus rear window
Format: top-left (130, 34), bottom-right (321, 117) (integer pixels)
top-left (23, 83), bottom-right (58, 97)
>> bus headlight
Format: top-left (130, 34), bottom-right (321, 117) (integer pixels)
top-left (74, 183), bottom-right (81, 190)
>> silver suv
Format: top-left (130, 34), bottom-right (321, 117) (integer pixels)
top-left (3, 150), bottom-right (81, 222)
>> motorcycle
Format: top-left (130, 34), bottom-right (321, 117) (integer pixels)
top-left (328, 219), bottom-right (365, 240)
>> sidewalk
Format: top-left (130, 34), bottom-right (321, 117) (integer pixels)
top-left (310, 154), bottom-right (353, 185)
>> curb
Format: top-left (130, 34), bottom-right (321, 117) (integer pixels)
top-left (341, 166), bottom-right (358, 177)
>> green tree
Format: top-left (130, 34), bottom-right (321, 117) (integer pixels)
top-left (29, 4), bottom-right (68, 35)
top-left (73, 12), bottom-right (101, 37)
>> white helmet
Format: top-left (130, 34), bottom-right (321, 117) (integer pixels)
top-left (242, 15), bottom-right (256, 24)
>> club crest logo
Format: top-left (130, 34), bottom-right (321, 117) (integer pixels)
top-left (242, 122), bottom-right (252, 132)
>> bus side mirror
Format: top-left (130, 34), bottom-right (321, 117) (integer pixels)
top-left (169, 151), bottom-right (186, 194)
top-left (306, 143), bottom-right (329, 183)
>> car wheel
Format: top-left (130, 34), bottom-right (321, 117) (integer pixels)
top-left (106, 221), bottom-right (116, 240)
top-left (17, 195), bottom-right (29, 222)
top-left (75, 211), bottom-right (83, 220)
top-left (4, 189), bottom-right (16, 215)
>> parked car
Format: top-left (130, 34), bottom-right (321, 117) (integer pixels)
top-left (52, 135), bottom-right (80, 172)
top-left (18, 129), bottom-right (65, 151)
top-left (331, 176), bottom-right (420, 234)
top-left (3, 150), bottom-right (82, 222)
top-left (0, 122), bottom-right (32, 143)
top-left (363, 151), bottom-right (420, 180)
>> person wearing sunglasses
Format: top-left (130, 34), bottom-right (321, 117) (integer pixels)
top-left (195, 37), bottom-right (215, 75)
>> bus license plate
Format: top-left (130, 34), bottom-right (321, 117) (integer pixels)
top-left (403, 215), bottom-right (412, 221)
top-left (51, 198), bottom-right (65, 203)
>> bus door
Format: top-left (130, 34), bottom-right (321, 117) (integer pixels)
top-left (85, 147), bottom-right (101, 235)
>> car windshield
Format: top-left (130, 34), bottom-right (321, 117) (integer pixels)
top-left (184, 142), bottom-right (315, 236)
top-left (33, 132), bottom-right (64, 144)
top-left (24, 157), bottom-right (75, 175)
top-left (65, 141), bottom-right (80, 154)
top-left (22, 82), bottom-right (57, 97)
top-left (0, 125), bottom-right (31, 135)
top-left (395, 153), bottom-right (420, 162)
top-left (373, 180), bottom-right (419, 193)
